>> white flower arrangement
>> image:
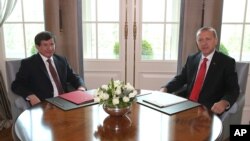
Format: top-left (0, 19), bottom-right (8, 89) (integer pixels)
top-left (94, 79), bottom-right (137, 108)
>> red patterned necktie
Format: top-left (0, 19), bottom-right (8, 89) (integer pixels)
top-left (47, 59), bottom-right (64, 94)
top-left (189, 58), bottom-right (208, 101)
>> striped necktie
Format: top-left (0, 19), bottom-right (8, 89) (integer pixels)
top-left (47, 59), bottom-right (64, 94)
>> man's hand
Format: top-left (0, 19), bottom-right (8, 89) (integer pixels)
top-left (27, 94), bottom-right (41, 106)
top-left (77, 86), bottom-right (86, 91)
top-left (160, 87), bottom-right (167, 92)
top-left (211, 100), bottom-right (230, 114)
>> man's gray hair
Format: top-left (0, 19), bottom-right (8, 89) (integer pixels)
top-left (196, 27), bottom-right (218, 39)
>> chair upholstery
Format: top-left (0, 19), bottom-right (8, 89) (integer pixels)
top-left (5, 60), bottom-right (30, 120)
top-left (220, 62), bottom-right (249, 140)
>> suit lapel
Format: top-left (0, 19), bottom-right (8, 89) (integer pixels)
top-left (53, 56), bottom-right (63, 81)
top-left (34, 54), bottom-right (50, 78)
top-left (35, 54), bottom-right (54, 82)
top-left (191, 53), bottom-right (202, 87)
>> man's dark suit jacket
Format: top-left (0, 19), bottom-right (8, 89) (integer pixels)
top-left (165, 51), bottom-right (239, 109)
top-left (11, 53), bottom-right (86, 101)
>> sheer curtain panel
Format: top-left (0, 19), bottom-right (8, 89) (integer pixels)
top-left (0, 71), bottom-right (12, 130)
top-left (0, 0), bottom-right (17, 27)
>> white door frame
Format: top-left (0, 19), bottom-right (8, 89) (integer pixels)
top-left (84, 0), bottom-right (177, 90)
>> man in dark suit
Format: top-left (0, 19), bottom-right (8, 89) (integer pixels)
top-left (160, 27), bottom-right (239, 115)
top-left (12, 31), bottom-right (86, 106)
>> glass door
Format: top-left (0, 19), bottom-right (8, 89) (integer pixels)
top-left (82, 0), bottom-right (181, 89)
top-left (82, 0), bottom-right (125, 89)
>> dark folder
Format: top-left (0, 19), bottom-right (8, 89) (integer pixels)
top-left (142, 91), bottom-right (188, 108)
top-left (136, 91), bottom-right (200, 115)
top-left (46, 89), bottom-right (98, 111)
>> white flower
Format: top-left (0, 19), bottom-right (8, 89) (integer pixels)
top-left (101, 93), bottom-right (109, 100)
top-left (96, 90), bottom-right (103, 98)
top-left (94, 79), bottom-right (137, 107)
top-left (125, 83), bottom-right (134, 91)
top-left (112, 98), bottom-right (119, 105)
top-left (94, 97), bottom-right (100, 102)
top-left (114, 80), bottom-right (121, 87)
top-left (101, 85), bottom-right (108, 90)
top-left (115, 86), bottom-right (122, 95)
top-left (94, 91), bottom-right (99, 97)
top-left (123, 96), bottom-right (130, 102)
top-left (129, 91), bottom-right (137, 98)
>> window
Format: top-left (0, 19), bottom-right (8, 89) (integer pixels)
top-left (82, 0), bottom-right (181, 61)
top-left (221, 0), bottom-right (250, 61)
top-left (141, 0), bottom-right (180, 60)
top-left (3, 0), bottom-right (45, 59)
top-left (82, 0), bottom-right (119, 59)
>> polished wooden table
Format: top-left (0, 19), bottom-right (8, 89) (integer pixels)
top-left (14, 91), bottom-right (222, 141)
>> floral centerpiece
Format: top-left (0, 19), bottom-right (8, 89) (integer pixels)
top-left (94, 79), bottom-right (137, 109)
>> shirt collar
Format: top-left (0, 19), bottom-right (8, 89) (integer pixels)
top-left (201, 50), bottom-right (215, 61)
top-left (39, 53), bottom-right (54, 63)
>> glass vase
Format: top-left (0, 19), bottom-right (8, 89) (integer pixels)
top-left (103, 104), bottom-right (131, 116)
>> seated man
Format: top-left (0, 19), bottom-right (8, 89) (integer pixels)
top-left (12, 31), bottom-right (86, 106)
top-left (160, 27), bottom-right (239, 115)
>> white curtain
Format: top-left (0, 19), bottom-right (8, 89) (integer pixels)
top-left (0, 71), bottom-right (12, 130)
top-left (0, 0), bottom-right (17, 27)
top-left (0, 0), bottom-right (17, 130)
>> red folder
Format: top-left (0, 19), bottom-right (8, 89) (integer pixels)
top-left (59, 90), bottom-right (94, 105)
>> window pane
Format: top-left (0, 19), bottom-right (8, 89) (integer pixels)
top-left (222, 0), bottom-right (246, 23)
top-left (24, 24), bottom-right (45, 57)
top-left (143, 0), bottom-right (165, 22)
top-left (82, 0), bottom-right (119, 60)
top-left (166, 0), bottom-right (181, 22)
top-left (6, 0), bottom-right (22, 22)
top-left (98, 23), bottom-right (119, 59)
top-left (3, 24), bottom-right (25, 58)
top-left (83, 23), bottom-right (97, 59)
top-left (4, 0), bottom-right (45, 59)
top-left (246, 0), bottom-right (250, 22)
top-left (242, 25), bottom-right (250, 61)
top-left (98, 0), bottom-right (119, 21)
top-left (142, 24), bottom-right (164, 60)
top-left (82, 0), bottom-right (96, 21)
top-left (23, 0), bottom-right (44, 22)
top-left (220, 25), bottom-right (243, 61)
top-left (165, 24), bottom-right (179, 60)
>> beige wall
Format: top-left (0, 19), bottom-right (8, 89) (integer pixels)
top-left (44, 0), bottom-right (82, 74)
top-left (178, 0), bottom-right (223, 72)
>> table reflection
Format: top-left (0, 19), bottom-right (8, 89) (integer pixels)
top-left (15, 104), bottom-right (53, 141)
top-left (169, 106), bottom-right (212, 141)
top-left (94, 115), bottom-right (133, 140)
top-left (14, 91), bottom-right (222, 141)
